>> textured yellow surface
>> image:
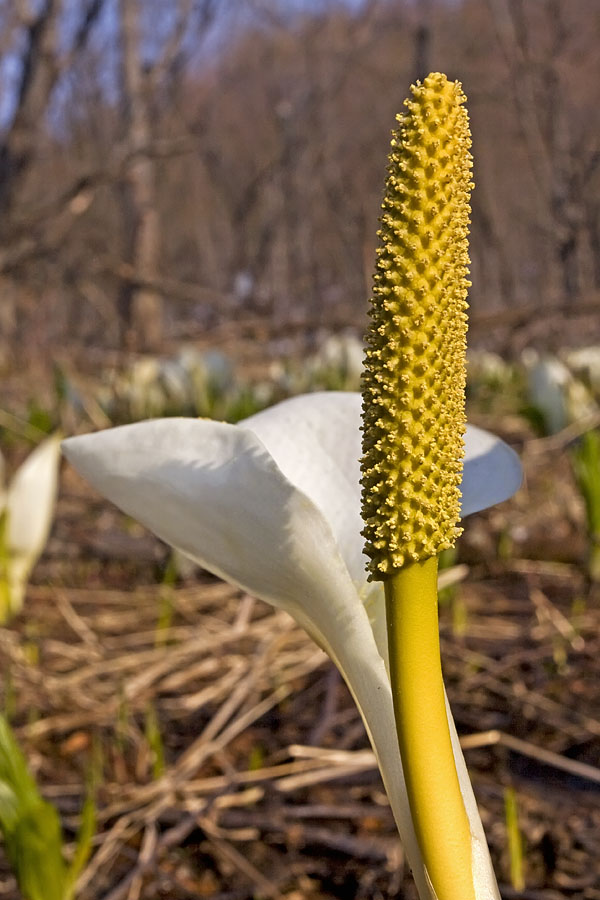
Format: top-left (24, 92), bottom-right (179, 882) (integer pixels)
top-left (361, 72), bottom-right (473, 579)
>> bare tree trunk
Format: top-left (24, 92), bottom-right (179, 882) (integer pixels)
top-left (119, 0), bottom-right (163, 351)
top-left (487, 0), bottom-right (586, 306)
top-left (0, 0), bottom-right (105, 350)
top-left (0, 0), bottom-right (60, 218)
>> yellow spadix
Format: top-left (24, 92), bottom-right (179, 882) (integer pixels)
top-left (361, 72), bottom-right (472, 578)
top-left (361, 73), bottom-right (478, 900)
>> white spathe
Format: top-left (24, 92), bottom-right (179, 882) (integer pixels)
top-left (0, 435), bottom-right (61, 619)
top-left (62, 391), bottom-right (521, 900)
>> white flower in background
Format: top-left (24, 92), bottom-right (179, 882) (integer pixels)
top-left (317, 332), bottom-right (365, 382)
top-left (111, 357), bottom-right (166, 420)
top-left (0, 436), bottom-right (61, 622)
top-left (523, 350), bottom-right (596, 435)
top-left (176, 346), bottom-right (234, 395)
top-left (269, 332), bottom-right (365, 396)
top-left (63, 391), bottom-right (521, 900)
top-left (106, 348), bottom-right (237, 422)
top-left (466, 350), bottom-right (512, 388)
top-left (562, 346), bottom-right (600, 399)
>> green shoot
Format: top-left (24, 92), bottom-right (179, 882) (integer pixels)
top-left (64, 790), bottom-right (96, 900)
top-left (438, 547), bottom-right (468, 637)
top-left (0, 715), bottom-right (69, 900)
top-left (155, 555), bottom-right (177, 648)
top-left (2, 663), bottom-right (16, 722)
top-left (570, 429), bottom-right (600, 581)
top-left (504, 786), bottom-right (525, 891)
top-left (0, 510), bottom-right (11, 624)
top-left (144, 702), bottom-right (165, 780)
top-left (116, 683), bottom-right (129, 756)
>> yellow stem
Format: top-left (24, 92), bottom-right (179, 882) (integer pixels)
top-left (385, 556), bottom-right (475, 900)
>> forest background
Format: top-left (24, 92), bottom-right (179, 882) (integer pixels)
top-left (1, 0), bottom-right (599, 364)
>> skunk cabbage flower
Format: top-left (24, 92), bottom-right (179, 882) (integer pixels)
top-left (62, 391), bottom-right (520, 900)
top-left (0, 436), bottom-right (61, 623)
top-left (523, 351), bottom-right (596, 435)
top-left (563, 346), bottom-right (600, 397)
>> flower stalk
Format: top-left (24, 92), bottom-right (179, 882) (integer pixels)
top-left (386, 558), bottom-right (474, 900)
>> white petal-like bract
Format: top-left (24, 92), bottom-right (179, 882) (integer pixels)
top-left (1, 435), bottom-right (61, 618)
top-left (7, 436), bottom-right (61, 560)
top-left (244, 392), bottom-right (521, 577)
top-left (62, 392), bottom-right (519, 900)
